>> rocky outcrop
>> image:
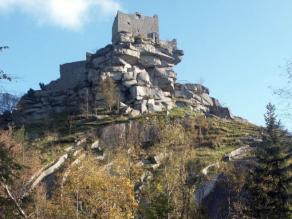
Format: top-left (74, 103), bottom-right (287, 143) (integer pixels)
top-left (195, 144), bottom-right (258, 219)
top-left (94, 119), bottom-right (161, 149)
top-left (196, 174), bottom-right (231, 219)
top-left (13, 12), bottom-right (232, 124)
top-left (85, 33), bottom-right (183, 114)
top-left (174, 83), bottom-right (233, 118)
top-left (223, 145), bottom-right (254, 161)
top-left (13, 13), bottom-right (184, 124)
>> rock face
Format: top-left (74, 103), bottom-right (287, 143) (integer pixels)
top-left (85, 31), bottom-right (182, 114)
top-left (13, 11), bottom-right (231, 124)
top-left (174, 83), bottom-right (233, 118)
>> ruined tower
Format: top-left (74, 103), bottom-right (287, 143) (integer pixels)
top-left (112, 11), bottom-right (159, 44)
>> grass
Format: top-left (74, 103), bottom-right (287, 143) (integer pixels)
top-left (15, 108), bottom-right (264, 183)
top-left (8, 109), bottom-right (270, 219)
top-left (168, 107), bottom-right (195, 118)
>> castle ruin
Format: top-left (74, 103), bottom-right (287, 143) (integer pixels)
top-left (112, 11), bottom-right (159, 44)
top-left (14, 12), bottom-right (231, 124)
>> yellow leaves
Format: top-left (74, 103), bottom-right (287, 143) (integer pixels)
top-left (53, 155), bottom-right (138, 218)
top-left (108, 149), bottom-right (144, 182)
top-left (160, 123), bottom-right (189, 150)
top-left (155, 182), bottom-right (164, 193)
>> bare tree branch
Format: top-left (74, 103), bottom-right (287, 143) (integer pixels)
top-left (0, 46), bottom-right (12, 82)
top-left (0, 46), bottom-right (9, 52)
top-left (0, 180), bottom-right (28, 218)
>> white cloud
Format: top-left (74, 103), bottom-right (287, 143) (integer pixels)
top-left (0, 0), bottom-right (121, 30)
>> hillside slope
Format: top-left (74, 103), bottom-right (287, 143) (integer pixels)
top-left (2, 108), bottom-right (265, 218)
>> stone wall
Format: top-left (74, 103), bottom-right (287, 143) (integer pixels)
top-left (112, 11), bottom-right (159, 44)
top-left (46, 61), bottom-right (86, 91)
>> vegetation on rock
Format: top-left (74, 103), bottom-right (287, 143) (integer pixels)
top-left (0, 106), bottom-right (268, 218)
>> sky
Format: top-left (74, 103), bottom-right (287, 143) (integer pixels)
top-left (0, 0), bottom-right (292, 129)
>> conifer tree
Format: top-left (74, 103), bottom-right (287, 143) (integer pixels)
top-left (249, 103), bottom-right (291, 218)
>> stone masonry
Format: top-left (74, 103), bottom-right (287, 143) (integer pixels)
top-left (112, 11), bottom-right (159, 44)
top-left (14, 12), bottom-right (232, 124)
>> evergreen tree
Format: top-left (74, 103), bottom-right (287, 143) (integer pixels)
top-left (249, 103), bottom-right (291, 218)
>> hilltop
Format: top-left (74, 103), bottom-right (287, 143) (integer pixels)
top-left (1, 12), bottom-right (290, 219)
top-left (12, 11), bottom-right (232, 125)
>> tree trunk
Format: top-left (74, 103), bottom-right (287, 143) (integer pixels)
top-left (0, 180), bottom-right (28, 218)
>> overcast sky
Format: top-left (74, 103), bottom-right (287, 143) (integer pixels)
top-left (0, 0), bottom-right (291, 129)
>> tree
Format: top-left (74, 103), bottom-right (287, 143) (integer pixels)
top-left (0, 93), bottom-right (19, 113)
top-left (273, 62), bottom-right (292, 123)
top-left (0, 134), bottom-right (22, 184)
top-left (0, 46), bottom-right (11, 81)
top-left (139, 123), bottom-right (202, 219)
top-left (0, 132), bottom-right (26, 218)
top-left (100, 76), bottom-right (119, 112)
top-left (43, 155), bottom-right (138, 219)
top-left (249, 103), bottom-right (291, 218)
top-left (0, 46), bottom-right (8, 51)
top-left (0, 49), bottom-right (27, 218)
